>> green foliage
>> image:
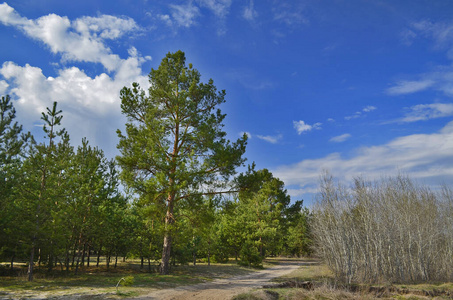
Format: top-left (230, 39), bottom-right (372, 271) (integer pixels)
top-left (117, 50), bottom-right (247, 274)
top-left (239, 240), bottom-right (263, 268)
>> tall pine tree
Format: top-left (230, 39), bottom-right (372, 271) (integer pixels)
top-left (117, 51), bottom-right (247, 274)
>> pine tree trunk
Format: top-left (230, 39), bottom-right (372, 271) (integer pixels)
top-left (148, 257), bottom-right (151, 272)
top-left (28, 243), bottom-right (35, 281)
top-left (96, 244), bottom-right (102, 267)
top-left (48, 252), bottom-right (53, 272)
top-left (65, 249), bottom-right (70, 272)
top-left (207, 244), bottom-right (211, 266)
top-left (10, 253), bottom-right (15, 272)
top-left (160, 197), bottom-right (175, 275)
top-left (161, 232), bottom-right (172, 274)
top-left (27, 235), bottom-right (36, 281)
top-left (81, 243), bottom-right (86, 266)
top-left (106, 252), bottom-right (110, 269)
top-left (86, 245), bottom-right (90, 267)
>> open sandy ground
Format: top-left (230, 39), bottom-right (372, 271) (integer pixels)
top-left (128, 259), bottom-right (302, 300)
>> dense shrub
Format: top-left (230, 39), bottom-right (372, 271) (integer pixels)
top-left (312, 174), bottom-right (453, 284)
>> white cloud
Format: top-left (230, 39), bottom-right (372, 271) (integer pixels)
top-left (0, 61), bottom-right (148, 149)
top-left (274, 121), bottom-right (453, 199)
top-left (401, 103), bottom-right (453, 122)
top-left (0, 4), bottom-right (150, 158)
top-left (169, 3), bottom-right (200, 28)
top-left (363, 105), bottom-right (377, 112)
top-left (256, 134), bottom-right (282, 144)
top-left (345, 106), bottom-right (377, 120)
top-left (411, 21), bottom-right (453, 57)
top-left (390, 20), bottom-right (453, 97)
top-left (243, 0), bottom-right (258, 22)
top-left (387, 79), bottom-right (435, 95)
top-left (272, 2), bottom-right (308, 27)
top-left (197, 0), bottom-right (231, 18)
top-left (157, 14), bottom-right (173, 27)
top-left (330, 133), bottom-right (351, 143)
top-left (0, 80), bottom-right (8, 94)
top-left (0, 3), bottom-right (142, 72)
top-left (293, 120), bottom-right (322, 134)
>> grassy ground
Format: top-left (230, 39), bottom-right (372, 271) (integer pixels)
top-left (0, 259), bottom-right (257, 299)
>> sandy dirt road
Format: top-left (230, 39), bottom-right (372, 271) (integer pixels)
top-left (129, 259), bottom-right (302, 300)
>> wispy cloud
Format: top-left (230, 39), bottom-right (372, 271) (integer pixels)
top-left (330, 133), bottom-right (351, 143)
top-left (391, 20), bottom-right (453, 97)
top-left (344, 106), bottom-right (377, 120)
top-left (256, 134), bottom-right (282, 144)
top-left (197, 0), bottom-right (231, 18)
top-left (243, 0), bottom-right (258, 22)
top-left (401, 103), bottom-right (453, 122)
top-left (272, 2), bottom-right (308, 27)
top-left (293, 120), bottom-right (322, 134)
top-left (387, 79), bottom-right (435, 95)
top-left (169, 2), bottom-right (200, 28)
top-left (274, 121), bottom-right (453, 199)
top-left (411, 20), bottom-right (453, 57)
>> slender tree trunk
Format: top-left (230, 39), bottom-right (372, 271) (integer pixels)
top-left (86, 245), bottom-right (90, 267)
top-left (140, 256), bottom-right (144, 270)
top-left (148, 257), bottom-right (151, 273)
top-left (38, 248), bottom-right (42, 266)
top-left (207, 245), bottom-right (211, 266)
top-left (10, 253), bottom-right (15, 272)
top-left (96, 244), bottom-right (102, 267)
top-left (65, 249), bottom-right (70, 272)
top-left (27, 237), bottom-right (36, 281)
top-left (106, 252), bottom-right (110, 269)
top-left (160, 197), bottom-right (175, 274)
top-left (81, 243), bottom-right (86, 266)
top-left (114, 253), bottom-right (118, 268)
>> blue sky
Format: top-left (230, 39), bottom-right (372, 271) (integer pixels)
top-left (1, 0), bottom-right (453, 206)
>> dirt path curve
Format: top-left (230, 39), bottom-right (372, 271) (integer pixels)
top-left (129, 259), bottom-right (302, 300)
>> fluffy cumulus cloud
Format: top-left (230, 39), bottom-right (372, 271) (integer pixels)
top-left (0, 3), bottom-right (143, 72)
top-left (274, 121), bottom-right (453, 199)
top-left (0, 4), bottom-right (150, 158)
top-left (293, 120), bottom-right (321, 134)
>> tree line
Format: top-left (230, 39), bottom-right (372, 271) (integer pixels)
top-left (0, 51), bottom-right (312, 281)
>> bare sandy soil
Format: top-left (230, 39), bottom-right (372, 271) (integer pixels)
top-left (129, 259), bottom-right (302, 300)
